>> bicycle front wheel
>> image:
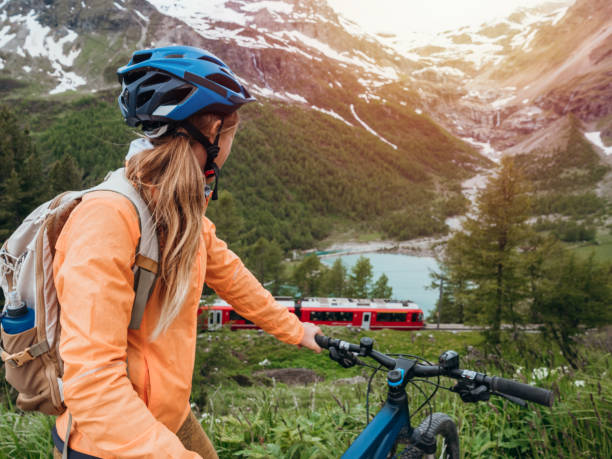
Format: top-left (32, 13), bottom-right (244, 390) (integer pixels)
top-left (397, 413), bottom-right (460, 459)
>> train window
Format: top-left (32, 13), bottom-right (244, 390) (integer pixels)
top-left (229, 310), bottom-right (253, 324)
top-left (310, 311), bottom-right (353, 321)
top-left (376, 312), bottom-right (407, 322)
top-left (412, 312), bottom-right (419, 322)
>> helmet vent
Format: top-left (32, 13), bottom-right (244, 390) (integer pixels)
top-left (165, 54), bottom-right (184, 58)
top-left (132, 52), bottom-right (152, 64)
top-left (124, 70), bottom-right (146, 85)
top-left (206, 73), bottom-right (241, 93)
top-left (159, 86), bottom-right (194, 106)
top-left (198, 55), bottom-right (223, 66)
top-left (142, 73), bottom-right (172, 87)
top-left (137, 90), bottom-right (155, 108)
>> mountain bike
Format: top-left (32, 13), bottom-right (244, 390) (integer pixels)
top-left (314, 335), bottom-right (554, 458)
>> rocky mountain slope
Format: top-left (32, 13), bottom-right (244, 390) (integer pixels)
top-left (0, 0), bottom-right (610, 206)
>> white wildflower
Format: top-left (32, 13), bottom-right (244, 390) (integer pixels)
top-left (258, 358), bottom-right (270, 366)
top-left (531, 367), bottom-right (549, 381)
top-left (574, 380), bottom-right (586, 387)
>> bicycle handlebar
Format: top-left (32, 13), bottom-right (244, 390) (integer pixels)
top-left (315, 334), bottom-right (553, 407)
top-left (488, 376), bottom-right (553, 407)
top-left (315, 334), bottom-right (397, 368)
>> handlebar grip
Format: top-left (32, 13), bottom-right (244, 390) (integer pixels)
top-left (490, 377), bottom-right (554, 407)
top-left (315, 334), bottom-right (330, 349)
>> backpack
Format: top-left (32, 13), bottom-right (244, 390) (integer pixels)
top-left (0, 168), bottom-right (159, 416)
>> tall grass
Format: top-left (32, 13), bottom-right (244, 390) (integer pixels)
top-left (201, 358), bottom-right (610, 458)
top-left (198, 327), bottom-right (611, 458)
top-left (0, 400), bottom-right (53, 459)
top-left (1, 327), bottom-right (610, 458)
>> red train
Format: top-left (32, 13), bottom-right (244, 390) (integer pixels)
top-left (198, 297), bottom-right (425, 331)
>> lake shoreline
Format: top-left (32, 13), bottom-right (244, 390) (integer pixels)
top-left (320, 235), bottom-right (447, 259)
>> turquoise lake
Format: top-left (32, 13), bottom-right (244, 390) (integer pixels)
top-left (320, 253), bottom-right (440, 315)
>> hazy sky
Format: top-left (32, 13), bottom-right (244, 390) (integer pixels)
top-left (327, 0), bottom-right (572, 35)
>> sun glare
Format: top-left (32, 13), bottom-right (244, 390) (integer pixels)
top-left (327, 0), bottom-right (567, 36)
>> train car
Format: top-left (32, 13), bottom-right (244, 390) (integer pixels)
top-left (198, 297), bottom-right (425, 331)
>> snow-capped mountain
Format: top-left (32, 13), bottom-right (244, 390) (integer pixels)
top-left (0, 0), bottom-right (610, 164)
top-left (404, 0), bottom-right (612, 160)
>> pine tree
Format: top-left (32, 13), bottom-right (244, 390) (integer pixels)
top-left (292, 254), bottom-right (325, 297)
top-left (205, 190), bottom-right (246, 250)
top-left (0, 170), bottom-right (24, 240)
top-left (49, 153), bottom-right (82, 195)
top-left (244, 237), bottom-right (283, 292)
top-left (320, 258), bottom-right (346, 297)
top-left (370, 273), bottom-right (393, 299)
top-left (441, 157), bottom-right (534, 343)
top-left (347, 256), bottom-right (374, 298)
top-left (0, 106), bottom-right (43, 241)
top-left (532, 251), bottom-right (612, 368)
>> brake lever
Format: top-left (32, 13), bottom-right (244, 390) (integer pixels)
top-left (492, 391), bottom-right (528, 407)
top-left (451, 381), bottom-right (490, 403)
top-left (329, 346), bottom-right (358, 368)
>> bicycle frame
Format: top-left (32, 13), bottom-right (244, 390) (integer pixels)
top-left (342, 392), bottom-right (411, 458)
top-left (342, 357), bottom-right (419, 458)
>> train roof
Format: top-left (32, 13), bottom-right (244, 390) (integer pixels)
top-left (202, 296), bottom-right (422, 311)
top-left (300, 297), bottom-right (420, 309)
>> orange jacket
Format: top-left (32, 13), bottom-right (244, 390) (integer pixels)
top-left (53, 191), bottom-right (305, 458)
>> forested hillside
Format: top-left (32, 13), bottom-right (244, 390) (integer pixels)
top-left (0, 90), bottom-right (487, 252)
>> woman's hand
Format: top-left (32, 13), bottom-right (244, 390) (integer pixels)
top-left (299, 322), bottom-right (322, 353)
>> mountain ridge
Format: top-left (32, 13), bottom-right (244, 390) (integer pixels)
top-left (0, 0), bottom-right (610, 239)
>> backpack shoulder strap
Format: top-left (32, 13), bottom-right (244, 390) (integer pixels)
top-left (89, 168), bottom-right (159, 330)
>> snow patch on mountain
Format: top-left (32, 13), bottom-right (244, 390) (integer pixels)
top-left (145, 0), bottom-right (397, 86)
top-left (134, 10), bottom-right (149, 22)
top-left (1, 10), bottom-right (85, 93)
top-left (491, 94), bottom-right (516, 109)
top-left (462, 137), bottom-right (501, 163)
top-left (49, 70), bottom-right (86, 95)
top-left (311, 106), bottom-right (353, 127)
top-left (147, 0), bottom-right (248, 27)
top-left (283, 91), bottom-right (307, 103)
top-left (372, 2), bottom-right (572, 75)
top-left (0, 24), bottom-right (13, 47)
top-left (585, 132), bottom-right (612, 156)
top-left (21, 13), bottom-right (80, 67)
top-left (248, 83), bottom-right (307, 104)
top-left (350, 104), bottom-right (397, 150)
top-left (240, 1), bottom-right (293, 15)
top-left (269, 30), bottom-right (399, 81)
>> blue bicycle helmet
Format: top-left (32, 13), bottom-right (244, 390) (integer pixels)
top-left (117, 45), bottom-right (255, 200)
top-left (117, 45), bottom-right (255, 129)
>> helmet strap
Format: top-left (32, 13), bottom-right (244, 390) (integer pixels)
top-left (181, 119), bottom-right (224, 201)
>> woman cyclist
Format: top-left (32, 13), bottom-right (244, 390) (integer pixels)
top-left (51, 45), bottom-right (321, 459)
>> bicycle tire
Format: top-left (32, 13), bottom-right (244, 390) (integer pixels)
top-left (395, 413), bottom-right (460, 459)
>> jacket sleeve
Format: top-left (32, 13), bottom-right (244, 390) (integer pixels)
top-left (53, 194), bottom-right (199, 459)
top-left (202, 217), bottom-right (304, 345)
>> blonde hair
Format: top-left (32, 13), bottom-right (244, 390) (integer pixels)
top-left (126, 111), bottom-right (239, 340)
